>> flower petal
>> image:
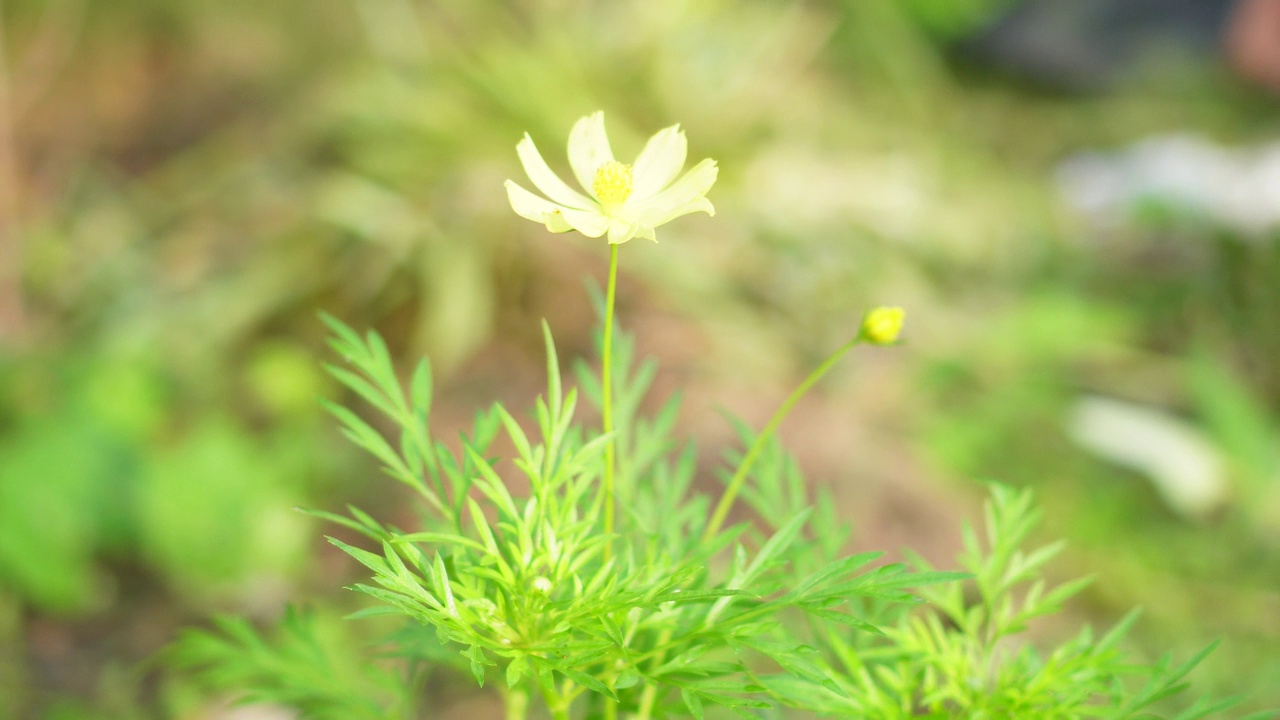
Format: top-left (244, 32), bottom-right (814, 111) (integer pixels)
top-left (506, 180), bottom-right (575, 232)
top-left (630, 124), bottom-right (687, 201)
top-left (567, 112), bottom-right (615, 195)
top-left (559, 207), bottom-right (610, 237)
top-left (517, 135), bottom-right (593, 209)
top-left (636, 158), bottom-right (718, 227)
top-left (544, 212), bottom-right (573, 233)
top-left (649, 197), bottom-right (714, 227)
top-left (607, 219), bottom-right (640, 245)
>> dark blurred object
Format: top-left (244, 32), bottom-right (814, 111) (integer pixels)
top-left (1226, 0), bottom-right (1280, 90)
top-left (962, 0), bottom-right (1237, 91)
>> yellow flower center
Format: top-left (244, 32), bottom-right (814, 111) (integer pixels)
top-left (592, 161), bottom-right (633, 207)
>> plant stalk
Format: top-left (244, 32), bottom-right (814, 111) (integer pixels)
top-left (702, 337), bottom-right (861, 541)
top-left (504, 687), bottom-right (528, 720)
top-left (602, 243), bottom-right (620, 557)
top-left (632, 626), bottom-right (673, 720)
top-left (632, 337), bottom-right (863, 720)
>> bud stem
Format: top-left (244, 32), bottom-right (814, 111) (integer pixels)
top-left (702, 336), bottom-right (861, 541)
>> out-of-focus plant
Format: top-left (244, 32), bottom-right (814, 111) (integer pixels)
top-left (916, 277), bottom-right (1280, 708)
top-left (898, 0), bottom-right (1018, 41)
top-left (779, 485), bottom-right (1257, 719)
top-left (0, 346), bottom-right (334, 610)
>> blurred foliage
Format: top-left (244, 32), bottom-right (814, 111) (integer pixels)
top-left (0, 341), bottom-right (338, 611)
top-left (2, 0), bottom-right (1279, 716)
top-left (173, 606), bottom-right (413, 719)
top-left (899, 0), bottom-right (1017, 40)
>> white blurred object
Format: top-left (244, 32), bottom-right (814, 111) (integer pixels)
top-left (1057, 134), bottom-right (1280, 236)
top-left (1067, 395), bottom-right (1228, 518)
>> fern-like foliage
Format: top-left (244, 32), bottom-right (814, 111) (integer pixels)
top-left (764, 485), bottom-right (1260, 719)
top-left (172, 316), bottom-right (1259, 720)
top-left (172, 606), bottom-right (407, 719)
top-left (299, 316), bottom-right (957, 718)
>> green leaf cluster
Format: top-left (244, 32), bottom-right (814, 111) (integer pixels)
top-left (306, 316), bottom-right (961, 718)
top-left (175, 317), bottom-right (1257, 719)
top-left (775, 485), bottom-right (1263, 719)
top-left (172, 606), bottom-right (408, 719)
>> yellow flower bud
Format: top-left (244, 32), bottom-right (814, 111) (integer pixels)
top-left (860, 306), bottom-right (905, 345)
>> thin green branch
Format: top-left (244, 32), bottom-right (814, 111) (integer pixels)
top-left (703, 337), bottom-right (861, 542)
top-left (602, 243), bottom-right (620, 558)
top-left (504, 687), bottom-right (528, 720)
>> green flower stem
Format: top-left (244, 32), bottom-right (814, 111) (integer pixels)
top-left (552, 679), bottom-right (577, 720)
top-left (535, 677), bottom-right (573, 720)
top-left (634, 339), bottom-right (863, 720)
top-left (503, 687), bottom-right (528, 720)
top-left (702, 336), bottom-right (861, 542)
top-left (628, 338), bottom-right (863, 720)
top-left (602, 243), bottom-right (620, 557)
top-left (634, 682), bottom-right (659, 720)
top-left (633, 627), bottom-right (674, 720)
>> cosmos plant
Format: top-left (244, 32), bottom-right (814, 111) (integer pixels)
top-left (175, 112), bottom-right (1254, 720)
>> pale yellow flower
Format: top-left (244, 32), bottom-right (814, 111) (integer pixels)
top-left (504, 112), bottom-right (718, 244)
top-left (860, 307), bottom-right (905, 345)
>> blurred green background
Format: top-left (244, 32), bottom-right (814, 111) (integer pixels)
top-left (1, 0), bottom-right (1278, 717)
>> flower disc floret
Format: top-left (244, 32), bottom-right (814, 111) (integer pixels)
top-left (593, 161), bottom-right (633, 207)
top-left (505, 111), bottom-right (718, 245)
